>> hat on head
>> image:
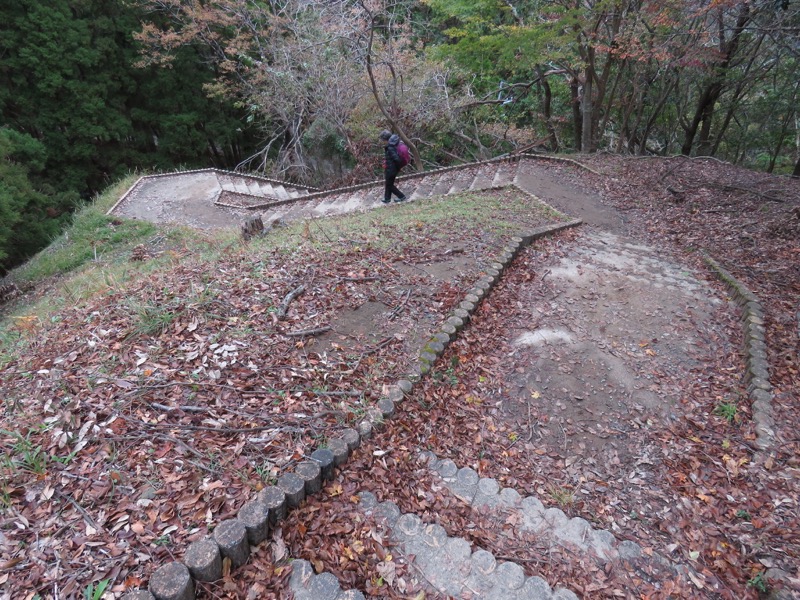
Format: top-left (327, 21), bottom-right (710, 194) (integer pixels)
top-left (379, 130), bottom-right (392, 140)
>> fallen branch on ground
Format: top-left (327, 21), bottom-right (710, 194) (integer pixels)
top-left (284, 325), bottom-right (331, 337)
top-left (277, 285), bottom-right (305, 320)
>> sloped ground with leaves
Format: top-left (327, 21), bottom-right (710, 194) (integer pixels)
top-left (1, 156), bottom-right (799, 600)
top-left (246, 158), bottom-right (798, 599)
top-left (0, 189), bottom-right (565, 598)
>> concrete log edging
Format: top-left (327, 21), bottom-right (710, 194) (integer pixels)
top-left (703, 254), bottom-right (776, 456)
top-left (122, 220), bottom-right (583, 599)
top-left (416, 451), bottom-right (705, 592)
top-left (121, 427), bottom-right (369, 599)
top-left (411, 218), bottom-right (582, 384)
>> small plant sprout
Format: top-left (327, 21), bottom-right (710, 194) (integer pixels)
top-left (84, 579), bottom-right (110, 600)
top-left (747, 571), bottom-right (768, 593)
top-left (714, 401), bottom-right (738, 423)
top-left (547, 484), bottom-right (574, 507)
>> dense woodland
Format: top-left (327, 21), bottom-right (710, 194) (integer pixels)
top-left (1, 0), bottom-right (798, 272)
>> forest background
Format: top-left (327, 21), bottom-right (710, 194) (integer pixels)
top-left (1, 0), bottom-right (798, 274)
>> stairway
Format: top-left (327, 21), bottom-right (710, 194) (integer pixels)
top-left (109, 158), bottom-right (529, 231)
top-left (232, 158), bottom-right (523, 225)
top-left (216, 173), bottom-right (314, 206)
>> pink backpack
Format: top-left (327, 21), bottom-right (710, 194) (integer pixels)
top-left (397, 142), bottom-right (410, 167)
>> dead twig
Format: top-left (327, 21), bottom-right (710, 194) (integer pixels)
top-left (284, 325), bottom-right (331, 337)
top-left (389, 289), bottom-right (412, 320)
top-left (151, 403), bottom-right (208, 413)
top-left (277, 285), bottom-right (305, 320)
top-left (337, 276), bottom-right (381, 283)
top-left (150, 433), bottom-right (217, 473)
top-left (147, 422), bottom-right (299, 434)
top-left (360, 336), bottom-right (398, 356)
top-left (56, 490), bottom-right (98, 530)
top-left (119, 380), bottom-right (243, 397)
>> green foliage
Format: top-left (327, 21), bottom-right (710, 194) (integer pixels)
top-left (0, 0), bottom-right (261, 269)
top-left (425, 0), bottom-right (558, 83)
top-left (547, 484), bottom-right (574, 507)
top-left (12, 175), bottom-right (154, 284)
top-left (2, 430), bottom-right (48, 475)
top-left (128, 300), bottom-right (180, 338)
top-left (84, 579), bottom-right (110, 600)
top-left (714, 402), bottom-right (738, 424)
top-left (747, 571), bottom-right (769, 593)
top-left (0, 128), bottom-right (74, 272)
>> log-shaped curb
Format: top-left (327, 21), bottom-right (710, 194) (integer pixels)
top-left (704, 254), bottom-right (776, 457)
top-left (122, 216), bottom-right (582, 599)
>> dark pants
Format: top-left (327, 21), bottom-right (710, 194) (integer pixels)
top-left (384, 170), bottom-right (404, 202)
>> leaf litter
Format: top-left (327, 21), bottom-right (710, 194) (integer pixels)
top-left (1, 160), bottom-right (798, 598)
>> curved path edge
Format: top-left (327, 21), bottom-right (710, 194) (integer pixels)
top-left (121, 219), bottom-right (582, 598)
top-left (703, 253), bottom-right (776, 457)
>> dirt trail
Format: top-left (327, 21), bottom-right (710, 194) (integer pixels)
top-left (98, 159), bottom-right (785, 598)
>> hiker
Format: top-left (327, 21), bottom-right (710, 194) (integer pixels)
top-left (380, 130), bottom-right (407, 204)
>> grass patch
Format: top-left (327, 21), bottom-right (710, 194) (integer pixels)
top-left (547, 484), bottom-right (575, 507)
top-left (12, 175), bottom-right (153, 284)
top-left (0, 182), bottom-right (568, 367)
top-left (259, 189), bottom-right (568, 255)
top-left (714, 401), bottom-right (738, 423)
top-left (128, 300), bottom-right (181, 338)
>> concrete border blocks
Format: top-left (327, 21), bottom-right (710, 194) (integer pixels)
top-left (703, 253), bottom-right (775, 455)
top-left (128, 216), bottom-right (589, 598)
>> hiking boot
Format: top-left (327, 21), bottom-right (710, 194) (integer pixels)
top-left (382, 198), bottom-right (391, 204)
top-left (394, 195), bottom-right (407, 203)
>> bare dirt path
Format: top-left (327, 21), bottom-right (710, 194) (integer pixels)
top-left (279, 162), bottom-right (771, 599)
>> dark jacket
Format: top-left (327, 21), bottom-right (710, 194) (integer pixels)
top-left (384, 134), bottom-right (402, 176)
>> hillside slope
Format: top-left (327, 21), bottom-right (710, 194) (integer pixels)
top-left (1, 155), bottom-right (798, 599)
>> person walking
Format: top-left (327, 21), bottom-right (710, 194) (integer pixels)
top-left (380, 130), bottom-right (407, 203)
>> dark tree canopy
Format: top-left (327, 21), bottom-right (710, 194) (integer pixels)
top-left (0, 0), bottom-right (261, 271)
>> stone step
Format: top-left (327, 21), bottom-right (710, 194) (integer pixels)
top-left (447, 168), bottom-right (478, 195)
top-left (310, 193), bottom-right (346, 218)
top-left (267, 199), bottom-right (308, 223)
top-left (335, 189), bottom-right (375, 215)
top-left (408, 175), bottom-right (438, 201)
top-left (233, 179), bottom-right (251, 195)
top-left (430, 172), bottom-right (458, 196)
top-left (396, 178), bottom-right (421, 201)
top-left (492, 160), bottom-right (519, 187)
top-left (273, 184), bottom-right (290, 200)
top-left (288, 186), bottom-right (309, 199)
top-left (568, 231), bottom-right (711, 300)
top-left (256, 181), bottom-right (277, 198)
top-left (470, 163), bottom-right (499, 191)
top-left (251, 159), bottom-right (522, 225)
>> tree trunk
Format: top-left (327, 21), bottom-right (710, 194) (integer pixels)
top-left (682, 84), bottom-right (720, 155)
top-left (363, 13), bottom-right (422, 170)
top-left (681, 4), bottom-right (751, 156)
top-left (536, 65), bottom-right (558, 151)
top-left (695, 82), bottom-right (722, 156)
top-left (571, 77), bottom-right (582, 151)
top-left (581, 67), bottom-right (593, 152)
top-left (638, 77), bottom-right (677, 155)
